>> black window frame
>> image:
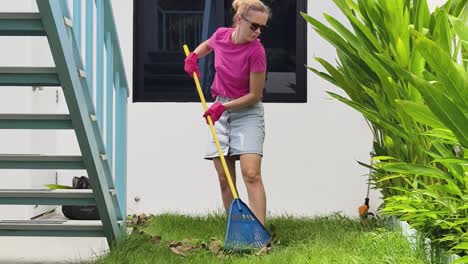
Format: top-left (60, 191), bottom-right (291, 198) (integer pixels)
top-left (133, 0), bottom-right (307, 103)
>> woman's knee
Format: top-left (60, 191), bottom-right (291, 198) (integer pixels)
top-left (242, 168), bottom-right (261, 184)
top-left (218, 173), bottom-right (228, 185)
top-left (217, 173), bottom-right (233, 191)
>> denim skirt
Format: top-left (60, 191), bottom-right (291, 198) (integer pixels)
top-left (204, 96), bottom-right (265, 160)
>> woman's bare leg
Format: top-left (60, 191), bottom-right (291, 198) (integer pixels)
top-left (213, 156), bottom-right (237, 213)
top-left (239, 154), bottom-right (266, 225)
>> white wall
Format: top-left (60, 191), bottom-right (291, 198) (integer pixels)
top-left (0, 0), bottom-right (449, 220)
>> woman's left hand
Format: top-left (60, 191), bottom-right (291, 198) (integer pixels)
top-left (203, 102), bottom-right (226, 124)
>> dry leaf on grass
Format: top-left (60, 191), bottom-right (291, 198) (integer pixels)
top-left (208, 240), bottom-right (222, 254)
top-left (171, 244), bottom-right (194, 256)
top-left (166, 237), bottom-right (225, 256)
top-left (216, 251), bottom-right (226, 259)
top-left (127, 213), bottom-right (150, 227)
top-left (159, 235), bottom-right (274, 257)
top-left (169, 240), bottom-right (181, 248)
top-left (170, 246), bottom-right (185, 256)
top-left (131, 227), bottom-right (147, 236)
top-left (168, 239), bottom-right (200, 256)
top-left (149, 235), bottom-right (162, 244)
top-left (255, 245), bottom-right (271, 256)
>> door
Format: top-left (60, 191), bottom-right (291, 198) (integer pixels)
top-left (134, 0), bottom-right (216, 102)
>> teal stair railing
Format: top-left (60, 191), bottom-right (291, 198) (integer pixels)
top-left (69, 0), bottom-right (129, 218)
top-left (0, 0), bottom-right (128, 248)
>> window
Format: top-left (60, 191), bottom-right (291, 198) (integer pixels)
top-left (133, 0), bottom-right (307, 102)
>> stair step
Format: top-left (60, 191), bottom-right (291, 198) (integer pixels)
top-left (0, 220), bottom-right (125, 237)
top-left (148, 51), bottom-right (185, 62)
top-left (144, 84), bottom-right (197, 93)
top-left (144, 74), bottom-right (193, 86)
top-left (0, 13), bottom-right (46, 36)
top-left (144, 62), bottom-right (185, 75)
top-left (0, 67), bottom-right (60, 86)
top-left (0, 114), bottom-right (72, 129)
top-left (0, 155), bottom-right (84, 170)
top-left (0, 189), bottom-right (117, 205)
top-left (0, 189), bottom-right (92, 205)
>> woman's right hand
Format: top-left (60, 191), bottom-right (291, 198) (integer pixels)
top-left (184, 52), bottom-right (201, 78)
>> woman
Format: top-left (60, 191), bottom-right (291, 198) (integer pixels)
top-left (184, 0), bottom-right (270, 225)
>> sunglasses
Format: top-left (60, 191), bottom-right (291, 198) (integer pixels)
top-left (241, 15), bottom-right (267, 32)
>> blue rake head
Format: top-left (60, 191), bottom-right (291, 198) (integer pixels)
top-left (224, 198), bottom-right (271, 251)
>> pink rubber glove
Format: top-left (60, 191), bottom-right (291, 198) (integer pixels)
top-left (184, 52), bottom-right (201, 78)
top-left (203, 102), bottom-right (226, 124)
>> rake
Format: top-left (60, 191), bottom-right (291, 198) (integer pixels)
top-left (183, 45), bottom-right (271, 251)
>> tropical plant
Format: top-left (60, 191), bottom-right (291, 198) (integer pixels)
top-left (301, 0), bottom-right (467, 257)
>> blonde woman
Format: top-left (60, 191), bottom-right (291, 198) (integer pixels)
top-left (185, 0), bottom-right (270, 225)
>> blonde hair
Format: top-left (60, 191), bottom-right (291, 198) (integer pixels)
top-left (232, 0), bottom-right (271, 22)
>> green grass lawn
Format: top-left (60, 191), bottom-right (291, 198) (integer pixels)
top-left (88, 213), bottom-right (428, 264)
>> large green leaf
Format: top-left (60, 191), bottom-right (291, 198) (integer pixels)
top-left (383, 56), bottom-right (468, 147)
top-left (323, 14), bottom-right (362, 52)
top-left (359, 0), bottom-right (386, 39)
top-left (432, 157), bottom-right (468, 165)
top-left (327, 92), bottom-right (410, 140)
top-left (427, 180), bottom-right (464, 197)
top-left (395, 36), bottom-right (411, 68)
top-left (453, 256), bottom-right (468, 264)
top-left (306, 66), bottom-right (336, 86)
top-left (409, 49), bottom-right (426, 77)
top-left (413, 31), bottom-right (468, 109)
top-left (376, 174), bottom-right (407, 183)
top-left (446, 0), bottom-right (468, 16)
top-left (377, 162), bottom-right (454, 181)
top-left (413, 0), bottom-right (431, 31)
top-left (362, 85), bottom-right (390, 119)
top-left (356, 47), bottom-right (399, 104)
top-left (423, 128), bottom-right (459, 145)
top-left (414, 80), bottom-right (467, 147)
top-left (300, 12), bottom-right (356, 56)
top-left (313, 58), bottom-right (360, 101)
top-left (450, 12), bottom-right (468, 70)
top-left (358, 0), bottom-right (377, 32)
top-left (333, 0), bottom-right (383, 52)
top-left (337, 50), bottom-right (378, 86)
top-left (441, 0), bottom-right (455, 13)
top-left (395, 100), bottom-right (445, 128)
top-left (448, 14), bottom-right (468, 42)
top-left (432, 10), bottom-right (454, 55)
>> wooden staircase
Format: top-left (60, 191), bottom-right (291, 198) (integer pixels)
top-left (0, 0), bottom-right (128, 249)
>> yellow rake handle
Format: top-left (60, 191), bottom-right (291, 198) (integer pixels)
top-left (183, 45), bottom-right (238, 199)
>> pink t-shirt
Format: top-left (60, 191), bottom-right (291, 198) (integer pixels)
top-left (207, 27), bottom-right (267, 99)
